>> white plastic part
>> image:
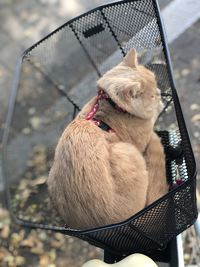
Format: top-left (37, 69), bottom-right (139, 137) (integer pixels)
top-left (82, 253), bottom-right (158, 267)
top-left (176, 235), bottom-right (184, 267)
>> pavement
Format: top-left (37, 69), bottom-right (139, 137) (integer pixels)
top-left (0, 0), bottom-right (200, 266)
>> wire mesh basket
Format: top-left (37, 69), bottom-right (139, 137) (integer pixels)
top-left (2, 0), bottom-right (197, 260)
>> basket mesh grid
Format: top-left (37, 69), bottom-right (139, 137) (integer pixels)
top-left (3, 0), bottom-right (197, 256)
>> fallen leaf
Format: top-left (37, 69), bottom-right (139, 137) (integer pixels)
top-left (184, 253), bottom-right (190, 261)
top-left (31, 175), bottom-right (47, 186)
top-left (191, 114), bottom-right (200, 122)
top-left (18, 188), bottom-right (32, 209)
top-left (181, 68), bottom-right (190, 76)
top-left (15, 255), bottom-right (26, 266)
top-left (20, 237), bottom-right (35, 248)
top-left (18, 179), bottom-right (29, 191)
top-left (33, 144), bottom-right (46, 154)
top-left (40, 254), bottom-right (50, 267)
top-left (49, 249), bottom-right (56, 262)
top-left (190, 103), bottom-right (200, 111)
top-left (1, 224), bottom-right (10, 239)
top-left (54, 232), bottom-right (65, 241)
top-left (38, 231), bottom-right (47, 241)
top-left (10, 230), bottom-right (25, 249)
top-left (31, 247), bottom-right (44, 255)
top-left (10, 233), bottom-right (22, 248)
top-left (0, 207), bottom-right (9, 220)
top-left (50, 239), bottom-right (63, 249)
top-left (0, 248), bottom-right (11, 262)
top-left (5, 254), bottom-right (15, 267)
top-left (30, 117), bottom-right (41, 130)
top-left (55, 111), bottom-right (68, 119)
top-left (22, 127), bottom-right (31, 135)
top-left (26, 204), bottom-right (37, 215)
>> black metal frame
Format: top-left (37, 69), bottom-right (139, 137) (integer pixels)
top-left (2, 0), bottom-right (197, 264)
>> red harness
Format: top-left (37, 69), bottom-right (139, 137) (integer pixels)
top-left (86, 90), bottom-right (126, 132)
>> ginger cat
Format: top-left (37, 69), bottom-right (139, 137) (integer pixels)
top-left (47, 49), bottom-right (168, 229)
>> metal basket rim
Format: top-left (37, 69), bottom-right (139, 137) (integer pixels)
top-left (1, 0), bottom-right (197, 254)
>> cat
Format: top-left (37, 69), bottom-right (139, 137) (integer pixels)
top-left (47, 49), bottom-right (168, 229)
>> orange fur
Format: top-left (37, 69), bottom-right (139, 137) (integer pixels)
top-left (47, 49), bottom-right (168, 229)
top-left (145, 132), bottom-right (168, 205)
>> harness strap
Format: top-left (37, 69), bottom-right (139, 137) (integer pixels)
top-left (86, 90), bottom-right (126, 132)
top-left (91, 118), bottom-right (114, 133)
top-left (107, 98), bottom-right (126, 113)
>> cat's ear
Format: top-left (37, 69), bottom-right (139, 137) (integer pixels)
top-left (123, 82), bottom-right (141, 99)
top-left (121, 49), bottom-right (138, 68)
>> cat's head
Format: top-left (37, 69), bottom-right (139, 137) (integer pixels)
top-left (97, 49), bottom-right (163, 121)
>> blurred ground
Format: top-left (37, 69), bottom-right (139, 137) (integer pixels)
top-left (0, 0), bottom-right (200, 266)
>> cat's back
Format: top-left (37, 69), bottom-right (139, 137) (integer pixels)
top-left (58, 118), bottom-right (108, 149)
top-left (53, 118), bottom-right (114, 173)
